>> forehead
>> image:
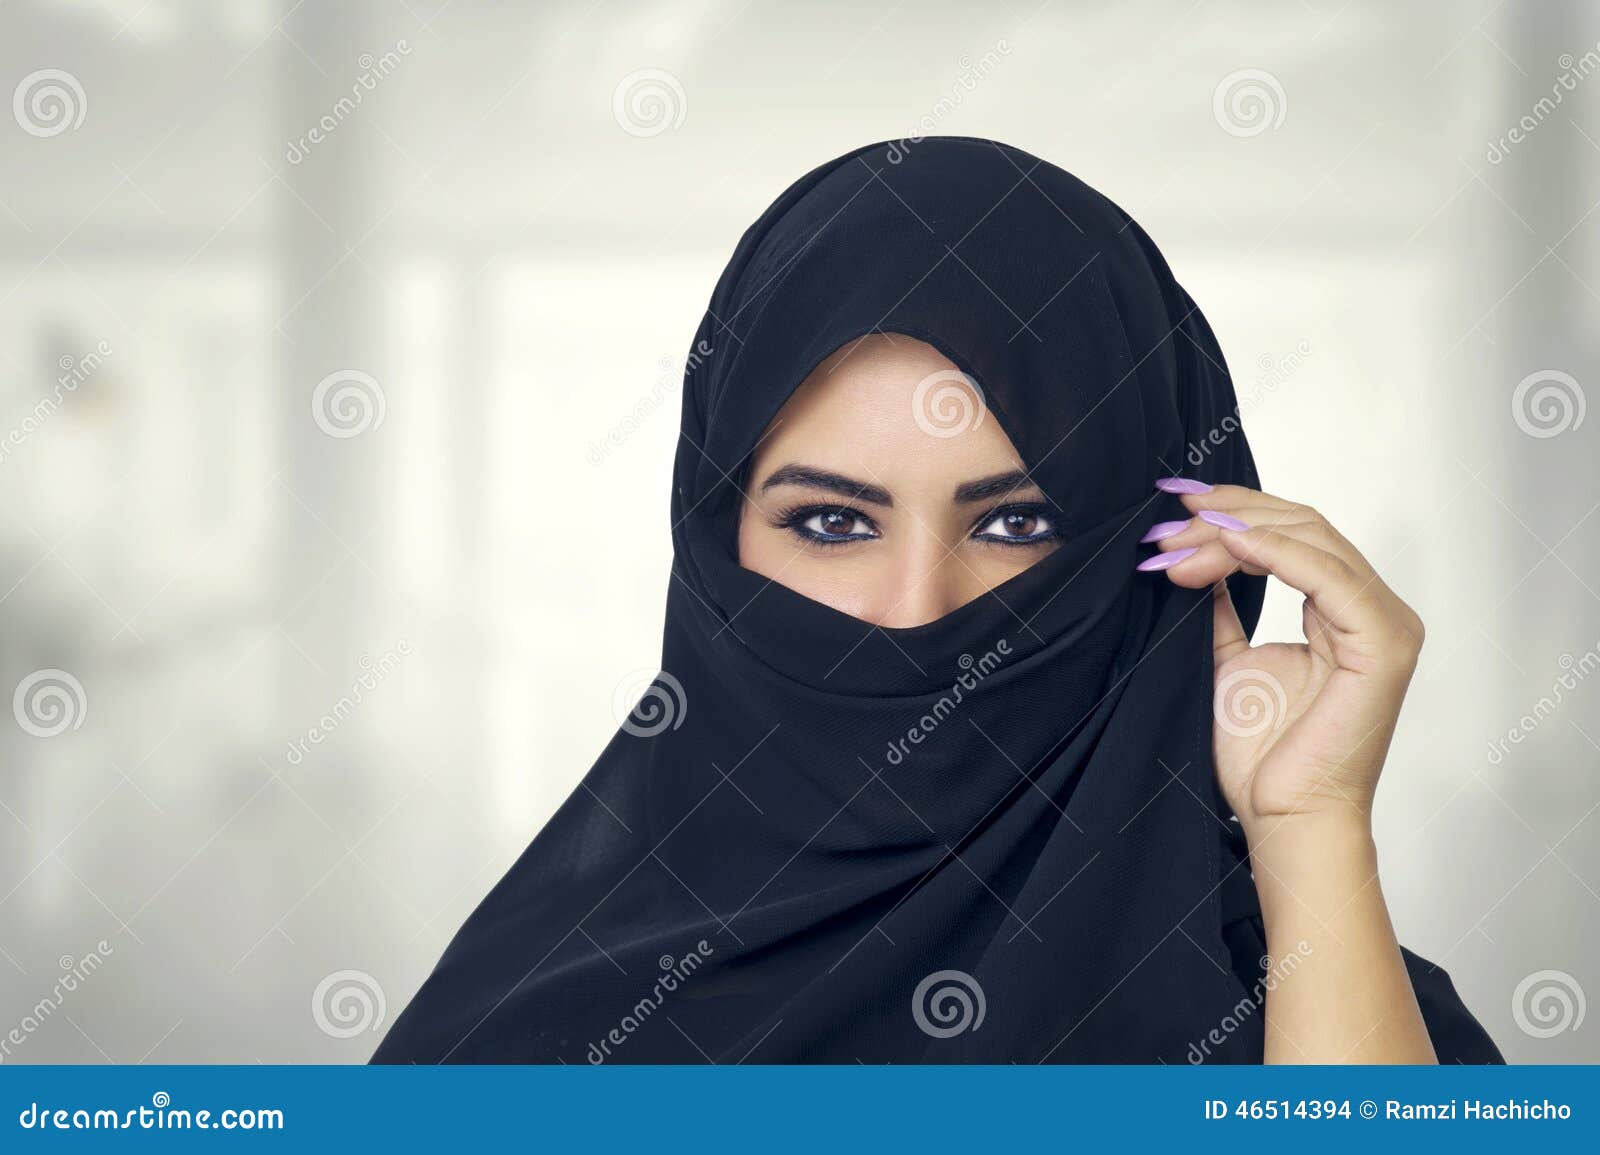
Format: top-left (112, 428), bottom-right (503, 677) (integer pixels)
top-left (751, 334), bottom-right (1028, 485)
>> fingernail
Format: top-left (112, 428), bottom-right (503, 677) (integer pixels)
top-left (1155, 477), bottom-right (1213, 494)
top-left (1198, 510), bottom-right (1249, 532)
top-left (1140, 520), bottom-right (1189, 543)
top-left (1136, 546), bottom-right (1199, 572)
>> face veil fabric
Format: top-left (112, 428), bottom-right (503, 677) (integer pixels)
top-left (374, 137), bottom-right (1500, 1065)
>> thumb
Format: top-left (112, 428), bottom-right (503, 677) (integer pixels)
top-left (1212, 580), bottom-right (1250, 664)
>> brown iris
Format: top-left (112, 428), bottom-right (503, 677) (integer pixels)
top-left (818, 509), bottom-right (857, 535)
top-left (1000, 511), bottom-right (1038, 538)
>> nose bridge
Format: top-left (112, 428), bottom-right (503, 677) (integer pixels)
top-left (878, 517), bottom-right (964, 628)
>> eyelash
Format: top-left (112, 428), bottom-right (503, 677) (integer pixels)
top-left (772, 503), bottom-right (881, 546)
top-left (971, 503), bottom-right (1061, 546)
top-left (771, 502), bottom-right (1061, 548)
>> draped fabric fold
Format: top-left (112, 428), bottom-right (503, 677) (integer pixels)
top-left (373, 137), bottom-right (1499, 1064)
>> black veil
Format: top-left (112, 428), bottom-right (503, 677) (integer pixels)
top-left (374, 138), bottom-right (1498, 1064)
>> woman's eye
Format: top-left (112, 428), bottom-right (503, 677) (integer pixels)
top-left (974, 507), bottom-right (1056, 543)
top-left (799, 508), bottom-right (876, 541)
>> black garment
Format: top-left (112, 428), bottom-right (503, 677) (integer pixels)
top-left (374, 137), bottom-right (1500, 1064)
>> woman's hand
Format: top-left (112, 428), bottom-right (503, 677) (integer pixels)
top-left (1136, 481), bottom-right (1426, 842)
top-left (1137, 479), bottom-right (1437, 1063)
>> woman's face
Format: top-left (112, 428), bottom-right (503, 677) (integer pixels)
top-left (737, 334), bottom-right (1062, 628)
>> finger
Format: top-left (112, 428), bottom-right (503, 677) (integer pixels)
top-left (1139, 505), bottom-right (1320, 550)
top-left (1214, 526), bottom-right (1390, 639)
top-left (1212, 581), bottom-right (1250, 662)
top-left (1234, 518), bottom-right (1423, 650)
top-left (1158, 504), bottom-right (1385, 595)
top-left (1136, 539), bottom-right (1265, 587)
top-left (1166, 484), bottom-right (1300, 514)
top-left (1225, 512), bottom-right (1385, 594)
top-left (1301, 596), bottom-right (1338, 666)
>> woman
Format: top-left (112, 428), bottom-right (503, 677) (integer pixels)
top-left (374, 137), bottom-right (1499, 1064)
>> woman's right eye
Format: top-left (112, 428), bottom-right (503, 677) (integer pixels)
top-left (792, 507), bottom-right (878, 543)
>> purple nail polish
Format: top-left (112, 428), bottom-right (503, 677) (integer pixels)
top-left (1198, 509), bottom-right (1249, 532)
top-left (1140, 520), bottom-right (1189, 543)
top-left (1155, 477), bottom-right (1214, 495)
top-left (1136, 546), bottom-right (1199, 572)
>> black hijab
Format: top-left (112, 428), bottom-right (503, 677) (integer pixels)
top-left (375, 137), bottom-right (1499, 1064)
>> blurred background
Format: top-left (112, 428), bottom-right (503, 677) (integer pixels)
top-left (0, 0), bottom-right (1596, 1063)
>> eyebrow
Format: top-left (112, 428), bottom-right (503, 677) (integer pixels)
top-left (759, 464), bottom-right (893, 507)
top-left (952, 470), bottom-right (1040, 503)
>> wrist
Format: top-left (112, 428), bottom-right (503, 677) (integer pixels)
top-left (1238, 805), bottom-right (1374, 864)
top-left (1243, 811), bottom-right (1380, 924)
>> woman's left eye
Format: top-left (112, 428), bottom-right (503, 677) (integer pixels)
top-left (973, 506), bottom-right (1058, 544)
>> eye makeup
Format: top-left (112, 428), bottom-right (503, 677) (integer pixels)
top-left (768, 500), bottom-right (1062, 549)
top-left (770, 502), bottom-right (882, 545)
top-left (969, 501), bottom-right (1061, 546)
